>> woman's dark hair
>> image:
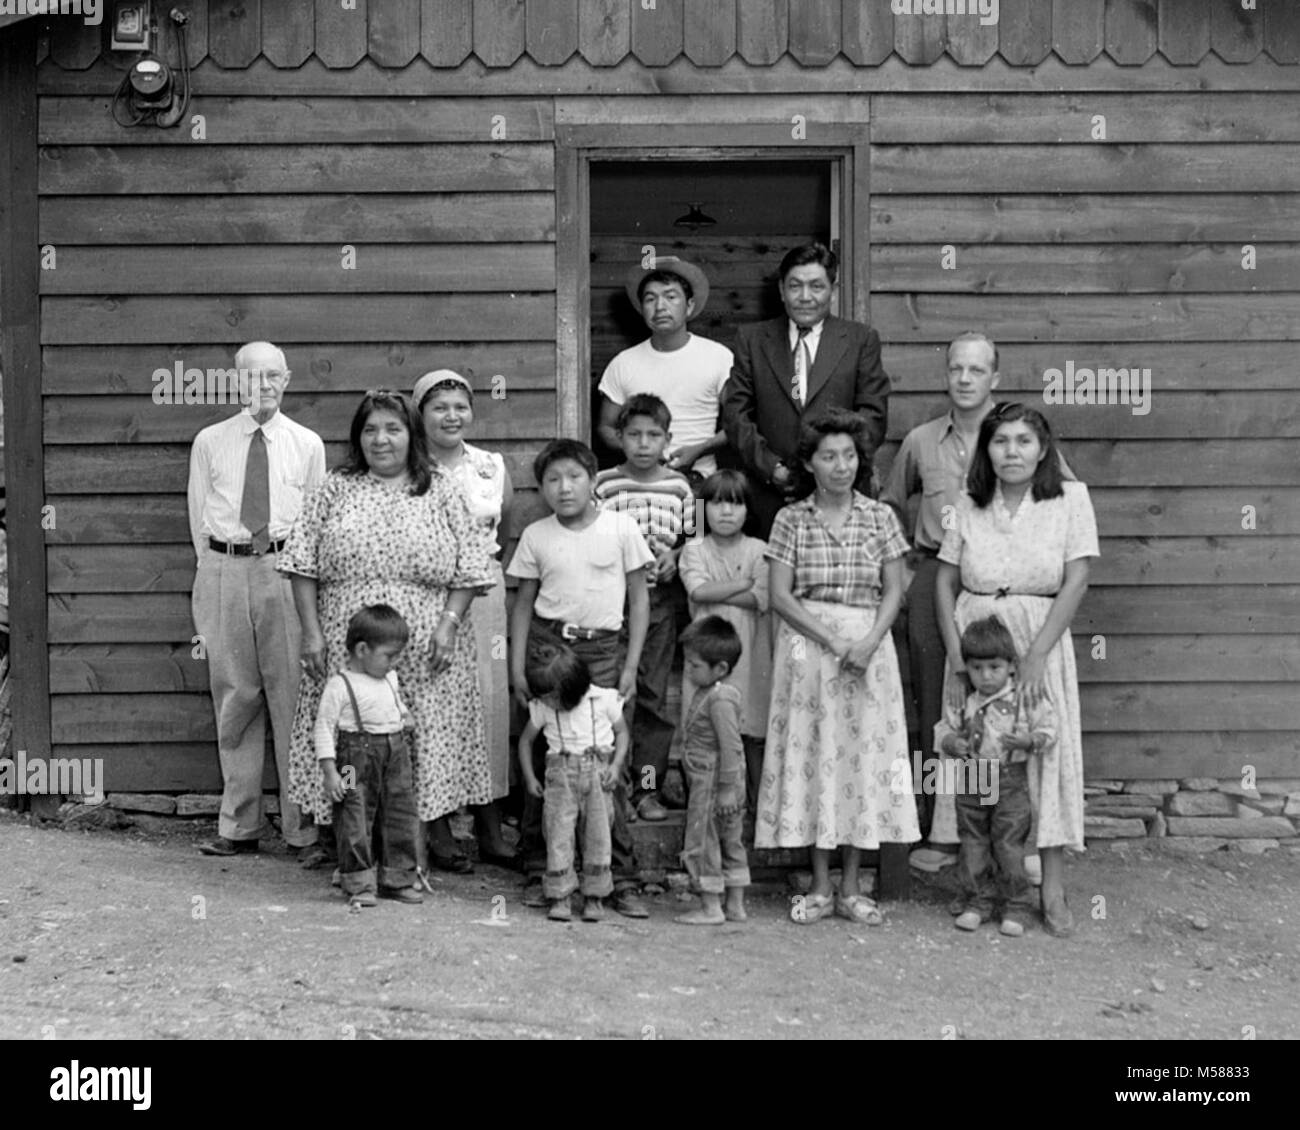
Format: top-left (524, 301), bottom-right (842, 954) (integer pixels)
top-left (340, 390), bottom-right (432, 496)
top-left (959, 615), bottom-right (1018, 664)
top-left (791, 408), bottom-right (875, 499)
top-left (680, 615), bottom-right (743, 671)
top-left (525, 642), bottom-right (592, 712)
top-left (778, 242), bottom-right (838, 286)
top-left (966, 402), bottom-right (1065, 508)
top-left (345, 603), bottom-right (411, 653)
top-left (533, 438), bottom-right (598, 485)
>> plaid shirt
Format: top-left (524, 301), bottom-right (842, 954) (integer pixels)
top-left (765, 491), bottom-right (909, 607)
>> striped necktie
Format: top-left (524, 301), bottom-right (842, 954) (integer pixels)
top-left (240, 427), bottom-right (271, 553)
top-left (792, 326), bottom-right (812, 406)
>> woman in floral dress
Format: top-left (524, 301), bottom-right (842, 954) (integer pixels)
top-left (758, 409), bottom-right (920, 926)
top-left (415, 369), bottom-right (518, 870)
top-left (935, 402), bottom-right (1099, 937)
top-left (279, 390), bottom-right (494, 865)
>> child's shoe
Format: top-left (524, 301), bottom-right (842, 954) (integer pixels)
top-left (348, 891), bottom-right (378, 909)
top-left (547, 898), bottom-right (572, 922)
top-left (954, 909), bottom-right (983, 932)
top-left (999, 918), bottom-right (1026, 937)
top-left (581, 897), bottom-right (605, 922)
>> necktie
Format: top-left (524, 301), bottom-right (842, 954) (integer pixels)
top-left (792, 326), bottom-right (812, 407)
top-left (241, 427), bottom-right (271, 553)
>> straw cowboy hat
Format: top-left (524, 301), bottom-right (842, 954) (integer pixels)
top-left (624, 255), bottom-right (711, 320)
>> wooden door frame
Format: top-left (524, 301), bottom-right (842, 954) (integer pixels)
top-left (0, 25), bottom-right (52, 774)
top-left (555, 109), bottom-right (870, 442)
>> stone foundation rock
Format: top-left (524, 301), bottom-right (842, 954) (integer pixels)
top-left (1165, 816), bottom-right (1296, 839)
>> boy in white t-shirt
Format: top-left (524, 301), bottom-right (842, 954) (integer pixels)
top-left (508, 439), bottom-right (655, 918)
top-left (518, 642), bottom-right (629, 922)
top-left (313, 604), bottom-right (420, 909)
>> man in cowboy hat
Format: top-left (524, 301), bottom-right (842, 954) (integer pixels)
top-left (722, 242), bottom-right (891, 537)
top-left (596, 255), bottom-right (733, 480)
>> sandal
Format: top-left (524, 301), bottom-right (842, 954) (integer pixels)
top-left (789, 891), bottom-right (834, 924)
top-left (835, 892), bottom-right (884, 927)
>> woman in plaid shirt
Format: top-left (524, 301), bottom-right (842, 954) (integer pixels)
top-left (757, 409), bottom-right (921, 925)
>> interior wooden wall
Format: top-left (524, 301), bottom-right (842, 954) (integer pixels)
top-left (25, 1), bottom-right (1300, 790)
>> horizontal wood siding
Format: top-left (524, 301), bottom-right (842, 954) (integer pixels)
top-left (870, 91), bottom-right (1298, 779)
top-left (29, 71), bottom-right (1296, 787)
top-left (37, 89), bottom-right (557, 787)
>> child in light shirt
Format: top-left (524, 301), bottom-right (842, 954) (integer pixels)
top-left (313, 604), bottom-right (421, 909)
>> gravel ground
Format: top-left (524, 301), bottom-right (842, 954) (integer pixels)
top-left (1, 808), bottom-right (1297, 1041)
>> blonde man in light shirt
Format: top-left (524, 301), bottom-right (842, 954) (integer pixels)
top-left (187, 341), bottom-right (326, 858)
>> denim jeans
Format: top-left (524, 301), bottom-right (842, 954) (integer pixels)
top-left (519, 618), bottom-right (637, 889)
top-left (954, 760), bottom-right (1033, 920)
top-left (543, 749), bottom-right (615, 899)
top-left (681, 746), bottom-right (751, 895)
top-left (332, 731), bottom-right (419, 896)
top-left (626, 582), bottom-right (679, 801)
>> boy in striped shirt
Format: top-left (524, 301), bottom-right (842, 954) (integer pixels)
top-left (595, 393), bottom-right (696, 822)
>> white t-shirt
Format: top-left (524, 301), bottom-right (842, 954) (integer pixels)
top-left (507, 510), bottom-right (654, 630)
top-left (598, 334), bottom-right (734, 477)
top-left (528, 685), bottom-right (623, 755)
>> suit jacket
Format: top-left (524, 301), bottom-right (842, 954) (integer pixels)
top-left (721, 314), bottom-right (889, 489)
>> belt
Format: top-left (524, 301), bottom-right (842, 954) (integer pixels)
top-left (536, 616), bottom-right (619, 642)
top-left (914, 545), bottom-right (941, 559)
top-left (209, 536), bottom-right (287, 557)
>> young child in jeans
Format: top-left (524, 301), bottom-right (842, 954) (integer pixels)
top-left (675, 616), bottom-right (751, 925)
top-left (508, 439), bottom-right (654, 918)
top-left (933, 616), bottom-right (1056, 937)
top-left (518, 642), bottom-right (629, 923)
top-left (313, 604), bottom-right (422, 909)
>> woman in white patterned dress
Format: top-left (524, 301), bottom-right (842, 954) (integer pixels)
top-left (758, 409), bottom-right (920, 927)
top-left (415, 369), bottom-right (518, 870)
top-left (279, 391), bottom-right (494, 871)
top-left (935, 402), bottom-right (1099, 937)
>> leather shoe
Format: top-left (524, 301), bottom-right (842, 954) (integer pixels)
top-left (611, 887), bottom-right (649, 919)
top-left (379, 886), bottom-right (424, 905)
top-left (429, 851), bottom-right (474, 874)
top-left (478, 848), bottom-right (522, 872)
top-left (635, 795), bottom-right (669, 822)
top-left (198, 837), bottom-right (258, 857)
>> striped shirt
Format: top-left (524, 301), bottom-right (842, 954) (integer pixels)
top-left (765, 491), bottom-right (909, 607)
top-left (594, 466), bottom-right (696, 560)
top-left (187, 408), bottom-right (326, 558)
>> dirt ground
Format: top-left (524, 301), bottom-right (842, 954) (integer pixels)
top-left (1, 808), bottom-right (1297, 1041)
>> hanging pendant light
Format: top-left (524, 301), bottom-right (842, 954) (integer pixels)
top-left (673, 202), bottom-right (717, 231)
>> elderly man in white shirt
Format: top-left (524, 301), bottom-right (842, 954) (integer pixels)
top-left (187, 341), bottom-right (326, 857)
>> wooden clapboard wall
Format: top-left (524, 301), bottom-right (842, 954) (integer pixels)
top-left (36, 28), bottom-right (558, 791)
top-left (868, 91), bottom-right (1300, 780)
top-left (21, 0), bottom-right (1300, 792)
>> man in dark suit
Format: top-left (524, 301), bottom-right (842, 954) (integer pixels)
top-left (722, 243), bottom-right (890, 536)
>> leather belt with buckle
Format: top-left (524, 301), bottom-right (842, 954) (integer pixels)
top-left (209, 537), bottom-right (287, 557)
top-left (537, 617), bottom-right (618, 642)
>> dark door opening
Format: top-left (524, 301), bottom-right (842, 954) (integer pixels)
top-left (588, 158), bottom-right (834, 463)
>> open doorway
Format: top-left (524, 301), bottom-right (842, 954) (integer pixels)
top-left (588, 158), bottom-right (836, 463)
